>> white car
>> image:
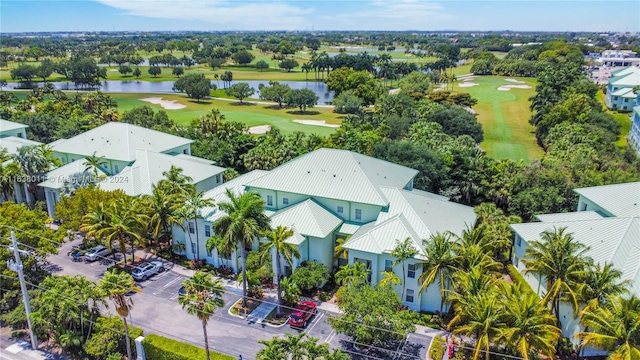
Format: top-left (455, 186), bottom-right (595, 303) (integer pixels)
top-left (84, 245), bottom-right (111, 262)
top-left (132, 261), bottom-right (165, 281)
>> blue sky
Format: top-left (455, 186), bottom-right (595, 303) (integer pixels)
top-left (1, 0), bottom-right (639, 33)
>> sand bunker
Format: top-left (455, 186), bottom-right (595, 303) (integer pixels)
top-left (248, 125), bottom-right (271, 134)
top-left (504, 78), bottom-right (525, 83)
top-left (389, 88), bottom-right (401, 94)
top-left (293, 120), bottom-right (340, 128)
top-left (140, 97), bottom-right (186, 110)
top-left (458, 82), bottom-right (479, 88)
top-left (497, 84), bottom-right (532, 91)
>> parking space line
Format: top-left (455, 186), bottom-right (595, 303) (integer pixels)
top-left (152, 275), bottom-right (184, 295)
top-left (324, 329), bottom-right (336, 344)
top-left (304, 312), bottom-right (324, 335)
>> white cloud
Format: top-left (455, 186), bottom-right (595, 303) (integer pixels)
top-left (95, 0), bottom-right (315, 30)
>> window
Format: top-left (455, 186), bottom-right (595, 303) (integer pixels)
top-left (408, 263), bottom-right (416, 278)
top-left (267, 195), bottom-right (273, 206)
top-left (355, 208), bottom-right (362, 220)
top-left (406, 289), bottom-right (414, 303)
top-left (204, 225), bottom-right (211, 237)
top-left (514, 256), bottom-right (519, 268)
top-left (516, 236), bottom-right (521, 247)
top-left (283, 197), bottom-right (289, 205)
top-left (384, 259), bottom-right (393, 272)
top-left (183, 149), bottom-right (188, 154)
top-left (188, 222), bottom-right (195, 234)
top-left (337, 206), bottom-right (344, 214)
top-left (114, 164), bottom-right (119, 173)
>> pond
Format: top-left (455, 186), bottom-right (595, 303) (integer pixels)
top-left (7, 80), bottom-right (335, 104)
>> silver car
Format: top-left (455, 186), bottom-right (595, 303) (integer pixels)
top-left (84, 245), bottom-right (111, 262)
top-left (132, 261), bottom-right (165, 281)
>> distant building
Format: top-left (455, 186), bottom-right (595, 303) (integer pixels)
top-left (630, 96), bottom-right (640, 154)
top-left (597, 49), bottom-right (640, 67)
top-left (604, 66), bottom-right (640, 111)
top-left (511, 182), bottom-right (640, 355)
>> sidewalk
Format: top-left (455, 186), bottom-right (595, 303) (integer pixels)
top-left (0, 338), bottom-right (67, 360)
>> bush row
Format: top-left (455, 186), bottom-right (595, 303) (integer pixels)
top-left (142, 334), bottom-right (235, 360)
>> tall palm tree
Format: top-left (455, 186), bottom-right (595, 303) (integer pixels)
top-left (99, 270), bottom-right (140, 360)
top-left (497, 283), bottom-right (561, 360)
top-left (80, 198), bottom-right (146, 262)
top-left (261, 225), bottom-right (300, 316)
top-left (213, 189), bottom-right (270, 308)
top-left (206, 235), bottom-right (235, 268)
top-left (160, 165), bottom-right (194, 194)
top-left (333, 236), bottom-right (350, 265)
top-left (82, 151), bottom-right (107, 176)
top-left (179, 189), bottom-right (214, 260)
top-left (0, 161), bottom-right (20, 201)
top-left (578, 295), bottom-right (640, 360)
top-left (419, 232), bottom-right (459, 313)
top-left (390, 237), bottom-right (418, 300)
top-left (141, 184), bottom-right (182, 247)
top-left (523, 227), bottom-right (591, 323)
top-left (13, 144), bottom-right (58, 206)
top-left (335, 262), bottom-right (370, 287)
top-left (178, 272), bottom-right (225, 360)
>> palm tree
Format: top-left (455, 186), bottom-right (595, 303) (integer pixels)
top-left (200, 108), bottom-right (225, 135)
top-left (578, 295), bottom-right (640, 360)
top-left (13, 144), bottom-right (58, 206)
top-left (141, 184), bottom-right (182, 247)
top-left (390, 237), bottom-right (418, 300)
top-left (523, 227), bottom-right (591, 323)
top-left (213, 189), bottom-right (270, 308)
top-left (178, 272), bottom-right (225, 360)
top-left (83, 151), bottom-right (107, 176)
top-left (80, 198), bottom-right (146, 262)
top-left (448, 291), bottom-right (503, 360)
top-left (160, 165), bottom-right (194, 194)
top-left (99, 270), bottom-right (140, 360)
top-left (335, 262), bottom-right (370, 287)
top-left (380, 271), bottom-right (401, 288)
top-left (179, 189), bottom-right (214, 260)
top-left (206, 235), bottom-right (235, 268)
top-left (333, 236), bottom-right (350, 265)
top-left (419, 232), bottom-right (459, 313)
top-left (261, 225), bottom-right (300, 316)
top-left (497, 283), bottom-right (561, 360)
top-left (0, 161), bottom-right (20, 201)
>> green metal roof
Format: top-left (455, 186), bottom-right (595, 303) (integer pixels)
top-left (51, 123), bottom-right (194, 162)
top-left (535, 211), bottom-right (603, 222)
top-left (38, 159), bottom-right (107, 190)
top-left (244, 148), bottom-right (418, 207)
top-left (201, 170), bottom-right (270, 222)
top-left (99, 150), bottom-right (225, 196)
top-left (269, 199), bottom-right (343, 238)
top-left (337, 222), bottom-right (362, 235)
top-left (574, 182), bottom-right (640, 218)
top-left (609, 71), bottom-right (640, 87)
top-left (0, 136), bottom-right (42, 155)
top-left (611, 66), bottom-right (639, 77)
top-left (342, 214), bottom-right (426, 259)
top-left (511, 217), bottom-right (640, 298)
top-left (0, 119), bottom-right (28, 134)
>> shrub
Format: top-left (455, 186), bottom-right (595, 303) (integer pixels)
top-left (85, 316), bottom-right (143, 359)
top-left (429, 335), bottom-right (446, 360)
top-left (290, 260), bottom-right (330, 293)
top-left (142, 334), bottom-right (234, 360)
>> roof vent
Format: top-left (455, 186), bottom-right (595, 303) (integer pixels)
top-left (333, 174), bottom-right (336, 177)
top-left (307, 170), bottom-right (310, 174)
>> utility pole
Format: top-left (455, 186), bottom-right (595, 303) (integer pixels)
top-left (8, 230), bottom-right (38, 350)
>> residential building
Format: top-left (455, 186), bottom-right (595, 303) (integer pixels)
top-left (597, 50), bottom-right (640, 67)
top-left (0, 119), bottom-right (28, 139)
top-left (172, 148), bottom-right (476, 312)
top-left (511, 182), bottom-right (640, 355)
top-left (49, 122), bottom-right (194, 175)
top-left (604, 66), bottom-right (640, 111)
top-left (630, 95), bottom-right (640, 155)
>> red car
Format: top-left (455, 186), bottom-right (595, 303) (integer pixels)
top-left (288, 301), bottom-right (317, 328)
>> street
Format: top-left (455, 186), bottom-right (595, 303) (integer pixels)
top-left (36, 237), bottom-right (433, 360)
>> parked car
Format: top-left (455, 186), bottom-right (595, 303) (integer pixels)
top-left (132, 261), bottom-right (165, 281)
top-left (288, 301), bottom-right (317, 328)
top-left (84, 245), bottom-right (111, 262)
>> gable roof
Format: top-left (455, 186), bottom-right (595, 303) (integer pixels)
top-left (0, 136), bottom-right (42, 155)
top-left (609, 71), bottom-right (640, 87)
top-left (535, 211), bottom-right (603, 222)
top-left (343, 214), bottom-right (426, 258)
top-left (611, 66), bottom-right (640, 77)
top-left (574, 182), bottom-right (640, 218)
top-left (98, 150), bottom-right (225, 196)
top-left (244, 148), bottom-right (418, 207)
top-left (201, 170), bottom-right (270, 222)
top-left (38, 159), bottom-right (107, 190)
top-left (377, 187), bottom-right (476, 239)
top-left (51, 123), bottom-right (194, 162)
top-left (0, 119), bottom-right (28, 135)
top-left (511, 217), bottom-right (640, 297)
top-left (269, 199), bottom-right (342, 238)
top-left (611, 87), bottom-right (638, 98)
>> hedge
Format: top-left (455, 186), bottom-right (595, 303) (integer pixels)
top-left (429, 335), bottom-right (446, 360)
top-left (142, 334), bottom-right (235, 360)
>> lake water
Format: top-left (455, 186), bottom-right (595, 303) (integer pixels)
top-left (8, 80), bottom-right (335, 104)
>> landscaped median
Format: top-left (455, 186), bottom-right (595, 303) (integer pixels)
top-left (142, 334), bottom-right (235, 360)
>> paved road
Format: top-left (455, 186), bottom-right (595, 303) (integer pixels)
top-left (0, 336), bottom-right (67, 360)
top-left (41, 237), bottom-right (433, 360)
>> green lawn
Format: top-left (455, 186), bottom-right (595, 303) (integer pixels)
top-left (453, 76), bottom-right (543, 162)
top-left (110, 92), bottom-right (342, 137)
top-left (596, 90), bottom-right (632, 148)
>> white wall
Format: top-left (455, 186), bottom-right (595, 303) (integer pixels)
top-left (307, 235), bottom-right (333, 270)
top-left (576, 196), bottom-right (612, 216)
top-left (195, 173), bottom-right (224, 193)
top-left (0, 128), bottom-right (27, 138)
top-left (162, 144), bottom-right (192, 156)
